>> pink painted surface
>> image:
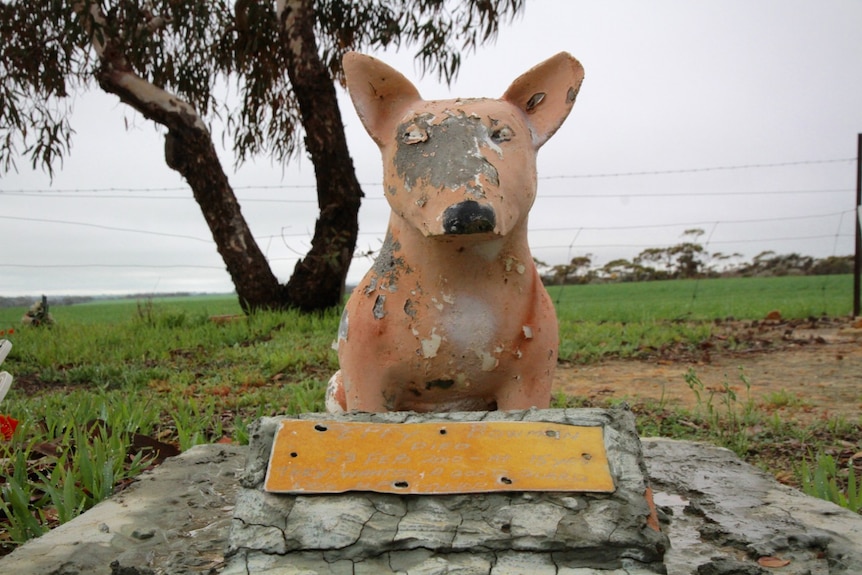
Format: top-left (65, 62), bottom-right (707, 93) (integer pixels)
top-left (328, 52), bottom-right (584, 413)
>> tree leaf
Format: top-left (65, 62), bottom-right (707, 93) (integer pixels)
top-left (758, 556), bottom-right (791, 568)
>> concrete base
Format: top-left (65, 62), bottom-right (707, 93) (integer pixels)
top-left (226, 408), bottom-right (668, 574)
top-left (1, 421), bottom-right (861, 574)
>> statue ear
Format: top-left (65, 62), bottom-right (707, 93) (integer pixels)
top-left (343, 52), bottom-right (422, 147)
top-left (502, 52), bottom-right (584, 148)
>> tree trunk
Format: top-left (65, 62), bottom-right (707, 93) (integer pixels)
top-left (73, 1), bottom-right (280, 313)
top-left (278, 0), bottom-right (363, 311)
top-left (93, 66), bottom-right (283, 312)
top-left (162, 128), bottom-right (285, 312)
top-left (78, 1), bottom-right (361, 313)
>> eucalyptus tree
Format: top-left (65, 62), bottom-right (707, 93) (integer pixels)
top-left (1, 0), bottom-right (524, 311)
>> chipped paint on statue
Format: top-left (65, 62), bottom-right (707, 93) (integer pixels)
top-left (326, 51), bottom-right (585, 413)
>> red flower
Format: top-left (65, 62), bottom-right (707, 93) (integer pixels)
top-left (0, 416), bottom-right (18, 441)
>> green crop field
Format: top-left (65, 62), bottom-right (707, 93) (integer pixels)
top-left (1, 274), bottom-right (852, 328)
top-left (0, 293), bottom-right (243, 327)
top-left (550, 274), bottom-right (852, 323)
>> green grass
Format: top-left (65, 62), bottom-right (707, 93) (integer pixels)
top-left (550, 275), bottom-right (851, 322)
top-left (0, 293), bottom-right (243, 327)
top-left (0, 276), bottom-right (858, 553)
top-left (800, 454), bottom-right (862, 513)
top-left (551, 275), bottom-right (852, 362)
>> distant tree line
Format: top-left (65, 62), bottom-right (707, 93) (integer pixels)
top-left (0, 292), bottom-right (206, 309)
top-left (0, 295), bottom-right (93, 309)
top-left (537, 229), bottom-right (854, 286)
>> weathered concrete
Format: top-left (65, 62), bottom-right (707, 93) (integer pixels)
top-left (0, 444), bottom-right (245, 575)
top-left (2, 423), bottom-right (862, 574)
top-left (644, 438), bottom-right (862, 575)
top-left (225, 408), bottom-right (668, 574)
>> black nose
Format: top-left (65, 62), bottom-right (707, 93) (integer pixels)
top-left (442, 201), bottom-right (496, 235)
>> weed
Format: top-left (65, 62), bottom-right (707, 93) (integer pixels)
top-left (36, 462), bottom-right (87, 525)
top-left (682, 367), bottom-right (756, 456)
top-left (799, 454), bottom-right (862, 513)
top-left (283, 379), bottom-right (327, 414)
top-left (762, 389), bottom-right (808, 409)
top-left (168, 396), bottom-right (222, 450)
top-left (0, 476), bottom-right (48, 543)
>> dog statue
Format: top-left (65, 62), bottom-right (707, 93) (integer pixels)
top-left (327, 51), bottom-right (584, 413)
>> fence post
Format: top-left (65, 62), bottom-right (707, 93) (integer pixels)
top-left (855, 133), bottom-right (862, 317)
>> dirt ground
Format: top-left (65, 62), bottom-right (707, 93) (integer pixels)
top-left (552, 317), bottom-right (862, 425)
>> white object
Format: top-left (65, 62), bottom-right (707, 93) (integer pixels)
top-left (0, 340), bottom-right (12, 405)
top-left (0, 339), bottom-right (10, 365)
top-left (0, 372), bottom-right (11, 406)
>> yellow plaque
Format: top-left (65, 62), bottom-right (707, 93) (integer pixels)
top-left (264, 420), bottom-right (614, 494)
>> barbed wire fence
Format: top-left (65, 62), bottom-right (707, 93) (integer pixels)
top-left (0, 158), bottom-right (858, 304)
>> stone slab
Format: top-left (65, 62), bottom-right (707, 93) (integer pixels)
top-left (643, 438), bottom-right (862, 575)
top-left (227, 407), bottom-right (668, 574)
top-left (2, 434), bottom-right (862, 573)
top-left (265, 420), bottom-right (614, 494)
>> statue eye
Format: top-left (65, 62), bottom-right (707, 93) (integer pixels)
top-left (402, 125), bottom-right (428, 145)
top-left (491, 126), bottom-right (514, 143)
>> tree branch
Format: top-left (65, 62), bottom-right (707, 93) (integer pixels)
top-left (71, 1), bottom-right (202, 133)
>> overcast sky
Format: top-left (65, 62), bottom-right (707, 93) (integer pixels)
top-left (2, 0), bottom-right (861, 297)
